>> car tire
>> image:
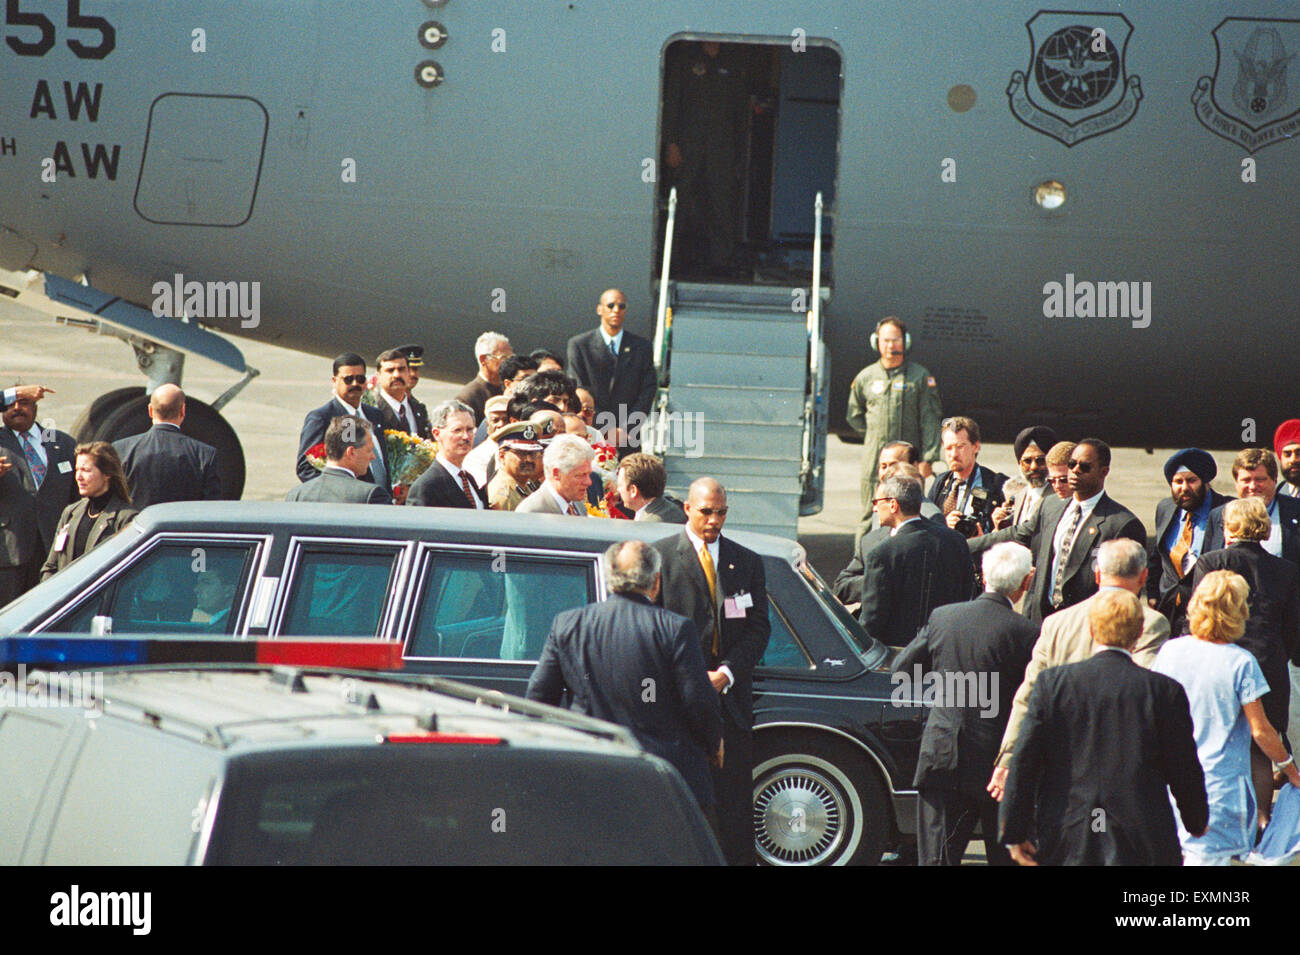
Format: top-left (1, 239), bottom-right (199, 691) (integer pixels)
top-left (752, 731), bottom-right (890, 866)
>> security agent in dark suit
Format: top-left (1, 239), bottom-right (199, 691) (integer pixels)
top-left (565, 288), bottom-right (657, 454)
top-left (286, 417), bottom-right (392, 504)
top-left (833, 454), bottom-right (942, 606)
top-left (0, 390), bottom-right (78, 602)
top-left (371, 348), bottom-right (431, 440)
top-left (893, 542), bottom-right (1038, 865)
top-left (999, 590), bottom-right (1208, 866)
top-left (653, 477), bottom-right (770, 864)
top-left (1204, 446), bottom-right (1300, 566)
top-left (1193, 497), bottom-right (1300, 822)
top-left (859, 473), bottom-right (975, 647)
top-left (111, 384), bottom-right (223, 509)
top-left (969, 438), bottom-right (1147, 625)
top-left (527, 540), bottom-right (724, 809)
top-left (405, 400), bottom-right (488, 509)
top-left (1146, 448), bottom-right (1232, 634)
top-left (296, 353), bottom-right (390, 486)
top-left (928, 416), bottom-right (1008, 537)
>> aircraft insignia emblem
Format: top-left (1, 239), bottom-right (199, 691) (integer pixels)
top-left (1192, 18), bottom-right (1300, 154)
top-left (1008, 11), bottom-right (1142, 147)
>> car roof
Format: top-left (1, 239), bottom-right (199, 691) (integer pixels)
top-left (129, 501), bottom-right (806, 561)
top-left (32, 665), bottom-right (646, 757)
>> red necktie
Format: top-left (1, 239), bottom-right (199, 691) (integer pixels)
top-left (459, 471), bottom-right (478, 508)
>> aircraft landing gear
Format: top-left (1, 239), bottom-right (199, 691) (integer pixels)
top-left (68, 341), bottom-right (251, 499)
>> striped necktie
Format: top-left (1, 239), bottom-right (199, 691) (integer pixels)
top-left (459, 471), bottom-right (478, 508)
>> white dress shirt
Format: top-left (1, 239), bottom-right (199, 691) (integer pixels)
top-left (684, 526), bottom-right (734, 691)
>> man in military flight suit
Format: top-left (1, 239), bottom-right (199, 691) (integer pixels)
top-left (847, 316), bottom-right (943, 542)
top-left (662, 40), bottom-right (749, 276)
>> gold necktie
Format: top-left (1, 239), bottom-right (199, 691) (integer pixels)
top-left (1170, 511), bottom-right (1195, 579)
top-left (699, 544), bottom-right (720, 656)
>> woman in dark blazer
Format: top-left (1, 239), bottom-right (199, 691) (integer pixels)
top-left (40, 441), bottom-right (138, 580)
top-left (1192, 497), bottom-right (1300, 828)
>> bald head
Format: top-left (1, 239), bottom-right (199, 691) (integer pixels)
top-left (685, 478), bottom-right (728, 543)
top-left (597, 287), bottom-right (628, 337)
top-left (149, 384), bottom-right (186, 423)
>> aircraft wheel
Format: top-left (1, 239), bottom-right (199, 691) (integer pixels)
top-left (70, 387), bottom-right (145, 442)
top-left (96, 395), bottom-right (246, 499)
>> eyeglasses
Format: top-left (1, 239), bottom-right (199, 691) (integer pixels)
top-left (1047, 476), bottom-right (1070, 485)
top-left (872, 497), bottom-right (896, 505)
top-left (1068, 460), bottom-right (1093, 473)
top-left (696, 507), bottom-right (728, 516)
top-left (336, 375), bottom-right (367, 385)
top-left (1020, 455), bottom-right (1046, 466)
top-left (602, 302), bottom-right (628, 310)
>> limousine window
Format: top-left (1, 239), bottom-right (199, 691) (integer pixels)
top-left (46, 541), bottom-right (258, 635)
top-left (406, 551), bottom-right (593, 661)
top-left (280, 545), bottom-right (403, 637)
top-left (758, 597), bottom-right (814, 670)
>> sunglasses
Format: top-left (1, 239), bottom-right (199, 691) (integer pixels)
top-left (1068, 460), bottom-right (1093, 473)
top-left (696, 507), bottom-right (728, 517)
top-left (602, 302), bottom-right (628, 310)
top-left (872, 497), bottom-right (896, 505)
top-left (336, 374), bottom-right (367, 385)
top-left (1047, 476), bottom-right (1070, 485)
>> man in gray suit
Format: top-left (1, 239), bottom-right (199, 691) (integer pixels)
top-left (615, 452), bottom-right (686, 523)
top-left (969, 438), bottom-right (1146, 624)
top-left (286, 417), bottom-right (392, 505)
top-left (517, 434), bottom-right (594, 516)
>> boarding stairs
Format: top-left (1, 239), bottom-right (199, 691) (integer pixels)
top-left (648, 190), bottom-right (829, 540)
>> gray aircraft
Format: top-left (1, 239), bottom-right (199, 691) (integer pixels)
top-left (0, 2), bottom-right (1293, 535)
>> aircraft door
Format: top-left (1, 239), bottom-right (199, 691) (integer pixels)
top-left (659, 39), bottom-right (840, 286)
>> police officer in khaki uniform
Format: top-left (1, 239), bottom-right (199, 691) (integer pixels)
top-left (487, 421), bottom-right (544, 511)
top-left (847, 317), bottom-right (943, 541)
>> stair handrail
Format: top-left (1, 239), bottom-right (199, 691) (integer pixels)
top-left (801, 191), bottom-right (826, 480)
top-left (653, 187), bottom-right (677, 377)
top-left (810, 190), bottom-right (824, 384)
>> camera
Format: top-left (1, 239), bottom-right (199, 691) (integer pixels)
top-left (952, 487), bottom-right (992, 539)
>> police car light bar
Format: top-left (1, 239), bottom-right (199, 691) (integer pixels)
top-left (0, 636), bottom-right (406, 671)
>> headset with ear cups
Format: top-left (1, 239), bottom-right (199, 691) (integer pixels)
top-left (870, 318), bottom-right (912, 354)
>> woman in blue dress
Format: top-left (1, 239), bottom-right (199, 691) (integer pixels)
top-left (1153, 568), bottom-right (1300, 864)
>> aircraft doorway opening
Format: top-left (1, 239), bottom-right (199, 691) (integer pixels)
top-left (658, 39), bottom-right (840, 286)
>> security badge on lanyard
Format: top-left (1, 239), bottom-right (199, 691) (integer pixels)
top-left (54, 526), bottom-right (69, 552)
top-left (723, 589), bottom-right (752, 619)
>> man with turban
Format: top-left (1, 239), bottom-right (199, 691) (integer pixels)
top-left (1275, 420), bottom-right (1300, 499)
top-left (992, 426), bottom-right (1058, 529)
top-left (1147, 448), bottom-right (1232, 634)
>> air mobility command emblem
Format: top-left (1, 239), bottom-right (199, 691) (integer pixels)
top-left (1007, 11), bottom-right (1142, 147)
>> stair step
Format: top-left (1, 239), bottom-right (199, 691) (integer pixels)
top-left (667, 385), bottom-right (803, 424)
top-left (670, 352), bottom-right (807, 389)
top-left (674, 282), bottom-right (806, 309)
top-left (671, 317), bottom-right (808, 355)
top-left (664, 465), bottom-right (801, 493)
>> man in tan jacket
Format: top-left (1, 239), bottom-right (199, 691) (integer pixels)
top-left (988, 538), bottom-right (1169, 801)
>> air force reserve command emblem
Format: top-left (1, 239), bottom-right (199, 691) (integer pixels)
top-left (1007, 11), bottom-right (1142, 147)
top-left (1193, 18), bottom-right (1300, 153)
